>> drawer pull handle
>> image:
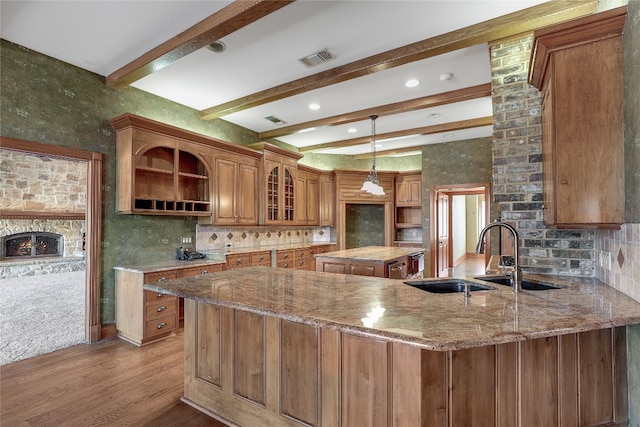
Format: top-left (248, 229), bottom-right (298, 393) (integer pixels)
top-left (200, 270), bottom-right (208, 275)
top-left (283, 263), bottom-right (289, 268)
top-left (156, 322), bottom-right (167, 329)
top-left (157, 277), bottom-right (167, 282)
top-left (258, 256), bottom-right (264, 260)
top-left (156, 306), bottom-right (166, 312)
top-left (283, 254), bottom-right (289, 258)
top-left (236, 258), bottom-right (242, 263)
top-left (156, 293), bottom-right (164, 298)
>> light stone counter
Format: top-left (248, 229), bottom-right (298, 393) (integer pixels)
top-left (315, 245), bottom-right (423, 262)
top-left (144, 266), bottom-right (640, 351)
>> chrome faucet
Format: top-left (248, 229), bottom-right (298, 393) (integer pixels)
top-left (476, 220), bottom-right (522, 292)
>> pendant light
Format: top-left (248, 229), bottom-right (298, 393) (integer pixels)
top-left (360, 115), bottom-right (385, 195)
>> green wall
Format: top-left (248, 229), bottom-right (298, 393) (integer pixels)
top-left (420, 137), bottom-right (493, 277)
top-left (0, 39), bottom-right (420, 323)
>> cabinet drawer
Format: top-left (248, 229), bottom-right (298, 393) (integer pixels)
top-left (277, 260), bottom-right (294, 269)
top-left (277, 250), bottom-right (295, 262)
top-left (227, 254), bottom-right (251, 268)
top-left (144, 270), bottom-right (179, 284)
top-left (295, 258), bottom-right (309, 269)
top-left (296, 249), bottom-right (310, 259)
top-left (145, 300), bottom-right (177, 320)
top-left (250, 251), bottom-right (272, 265)
top-left (182, 264), bottom-right (224, 277)
top-left (144, 314), bottom-right (177, 339)
top-left (144, 290), bottom-right (176, 305)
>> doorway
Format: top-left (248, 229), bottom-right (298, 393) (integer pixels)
top-left (0, 137), bottom-right (103, 343)
top-left (431, 184), bottom-right (490, 278)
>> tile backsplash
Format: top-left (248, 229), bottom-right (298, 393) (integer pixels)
top-left (595, 223), bottom-right (640, 302)
top-left (195, 225), bottom-right (334, 253)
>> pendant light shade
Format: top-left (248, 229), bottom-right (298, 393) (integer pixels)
top-left (360, 115), bottom-right (385, 195)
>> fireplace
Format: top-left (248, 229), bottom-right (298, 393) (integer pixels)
top-left (2, 232), bottom-right (64, 259)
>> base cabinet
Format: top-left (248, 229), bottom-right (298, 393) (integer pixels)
top-left (183, 300), bottom-right (627, 427)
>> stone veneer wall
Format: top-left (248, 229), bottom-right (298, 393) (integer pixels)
top-left (195, 225), bottom-right (333, 254)
top-left (1, 150), bottom-right (86, 212)
top-left (490, 36), bottom-right (594, 276)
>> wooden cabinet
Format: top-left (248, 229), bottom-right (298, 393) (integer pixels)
top-left (395, 171), bottom-right (422, 229)
top-left (319, 172), bottom-right (335, 226)
top-left (212, 151), bottom-right (260, 225)
top-left (115, 268), bottom-right (181, 346)
top-left (258, 144), bottom-right (303, 225)
top-left (295, 167), bottom-right (320, 226)
top-left (226, 250), bottom-right (272, 270)
top-left (184, 302), bottom-right (628, 427)
top-left (110, 114), bottom-right (213, 216)
top-left (395, 172), bottom-right (421, 207)
top-left (529, 8), bottom-right (625, 229)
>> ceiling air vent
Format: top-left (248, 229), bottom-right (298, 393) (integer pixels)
top-left (264, 115), bottom-right (287, 125)
top-left (298, 48), bottom-right (336, 68)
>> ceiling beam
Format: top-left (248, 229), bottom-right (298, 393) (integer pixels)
top-left (259, 83), bottom-right (491, 139)
top-left (300, 116), bottom-right (493, 154)
top-left (358, 146), bottom-right (423, 160)
top-left (105, 0), bottom-right (295, 89)
top-left (200, 0), bottom-right (596, 120)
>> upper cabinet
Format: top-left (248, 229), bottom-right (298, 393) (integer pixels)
top-left (395, 171), bottom-right (422, 229)
top-left (319, 172), bottom-right (335, 227)
top-left (212, 150), bottom-right (261, 226)
top-left (111, 114), bottom-right (213, 216)
top-left (255, 143), bottom-right (303, 226)
top-left (529, 7), bottom-right (626, 229)
top-left (395, 172), bottom-right (422, 207)
top-left (295, 165), bottom-right (320, 226)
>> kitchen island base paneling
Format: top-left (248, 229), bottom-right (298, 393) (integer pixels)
top-left (181, 299), bottom-right (628, 427)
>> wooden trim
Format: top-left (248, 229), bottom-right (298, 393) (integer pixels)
top-left (529, 6), bottom-right (626, 89)
top-left (200, 1), bottom-right (596, 120)
top-left (0, 211), bottom-right (85, 220)
top-left (302, 116), bottom-right (493, 154)
top-left (109, 113), bottom-right (263, 158)
top-left (105, 0), bottom-right (295, 88)
top-left (0, 136), bottom-right (104, 343)
top-left (1, 136), bottom-right (99, 161)
top-left (259, 84), bottom-right (491, 139)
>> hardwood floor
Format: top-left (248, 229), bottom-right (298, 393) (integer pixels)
top-left (1, 329), bottom-right (228, 426)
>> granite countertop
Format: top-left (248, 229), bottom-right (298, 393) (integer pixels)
top-left (143, 267), bottom-right (640, 351)
top-left (314, 245), bottom-right (424, 262)
top-left (114, 259), bottom-right (227, 274)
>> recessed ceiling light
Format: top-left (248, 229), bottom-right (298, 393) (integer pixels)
top-left (427, 113), bottom-right (441, 118)
top-left (443, 133), bottom-right (455, 138)
top-left (440, 72), bottom-right (453, 81)
top-left (206, 41), bottom-right (226, 53)
top-left (308, 103), bottom-right (320, 111)
top-left (347, 128), bottom-right (357, 133)
top-left (404, 79), bottom-right (420, 88)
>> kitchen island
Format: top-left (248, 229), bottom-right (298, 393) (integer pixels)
top-left (315, 245), bottom-right (424, 278)
top-left (145, 267), bottom-right (640, 427)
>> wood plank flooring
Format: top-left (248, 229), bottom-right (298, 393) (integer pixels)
top-left (1, 329), bottom-right (228, 426)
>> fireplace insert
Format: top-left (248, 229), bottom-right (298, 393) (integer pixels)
top-left (2, 232), bottom-right (63, 259)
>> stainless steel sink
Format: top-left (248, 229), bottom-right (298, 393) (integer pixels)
top-left (474, 276), bottom-right (563, 291)
top-left (403, 279), bottom-right (495, 294)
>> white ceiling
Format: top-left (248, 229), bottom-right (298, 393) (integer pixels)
top-left (1, 0), bottom-right (554, 156)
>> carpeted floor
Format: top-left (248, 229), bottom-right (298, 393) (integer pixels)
top-left (0, 270), bottom-right (85, 366)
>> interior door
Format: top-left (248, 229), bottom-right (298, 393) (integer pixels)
top-left (437, 193), bottom-right (450, 277)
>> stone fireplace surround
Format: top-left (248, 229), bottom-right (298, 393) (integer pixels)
top-left (0, 219), bottom-right (85, 279)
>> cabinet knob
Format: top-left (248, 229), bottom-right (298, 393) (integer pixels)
top-left (200, 270), bottom-right (208, 275)
top-left (156, 322), bottom-right (167, 329)
top-left (258, 256), bottom-right (264, 260)
top-left (157, 277), bottom-right (167, 282)
top-left (157, 306), bottom-right (166, 312)
top-left (236, 258), bottom-right (242, 263)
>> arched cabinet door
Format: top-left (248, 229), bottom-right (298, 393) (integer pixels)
top-left (260, 144), bottom-right (301, 225)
